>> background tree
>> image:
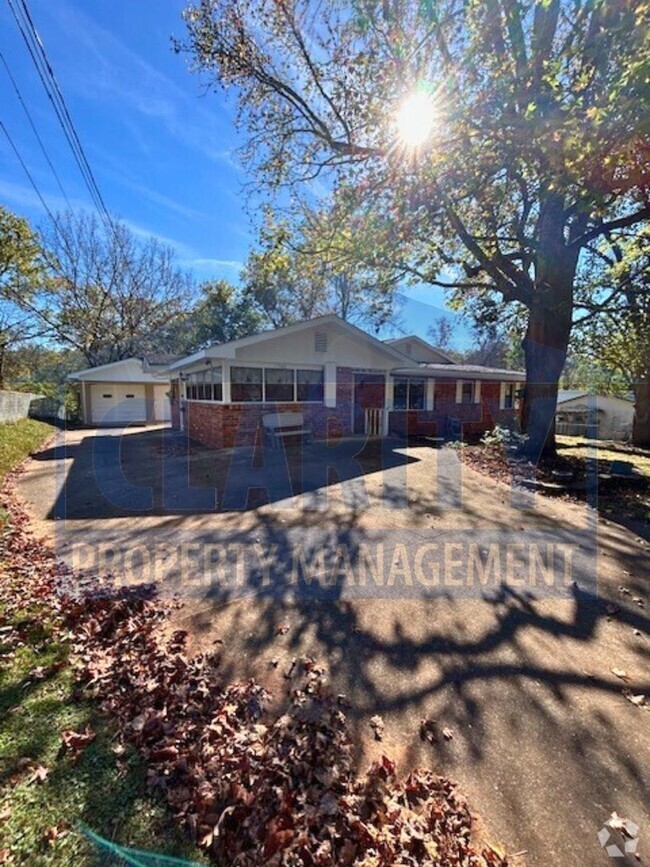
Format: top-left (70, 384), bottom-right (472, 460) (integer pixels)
top-left (7, 211), bottom-right (194, 366)
top-left (0, 205), bottom-right (43, 296)
top-left (242, 206), bottom-right (399, 328)
top-left (180, 0), bottom-right (650, 455)
top-left (162, 279), bottom-right (263, 353)
top-left (427, 318), bottom-right (454, 352)
top-left (574, 226), bottom-right (650, 445)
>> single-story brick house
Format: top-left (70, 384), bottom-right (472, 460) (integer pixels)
top-left (167, 315), bottom-right (524, 449)
top-left (69, 357), bottom-right (172, 425)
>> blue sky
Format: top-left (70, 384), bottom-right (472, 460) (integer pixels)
top-left (0, 0), bottom-right (470, 345)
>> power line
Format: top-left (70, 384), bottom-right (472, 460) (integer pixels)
top-left (5, 0), bottom-right (113, 230)
top-left (0, 50), bottom-right (71, 208)
top-left (0, 119), bottom-right (58, 227)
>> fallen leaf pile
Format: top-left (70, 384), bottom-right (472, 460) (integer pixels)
top-left (1, 476), bottom-right (506, 866)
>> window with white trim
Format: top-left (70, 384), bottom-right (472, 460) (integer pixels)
top-left (230, 366), bottom-right (325, 403)
top-left (297, 368), bottom-right (324, 402)
top-left (265, 368), bottom-right (294, 402)
top-left (186, 366), bottom-right (223, 401)
top-left (231, 366), bottom-right (263, 402)
top-left (503, 382), bottom-right (516, 409)
top-left (461, 381), bottom-right (474, 404)
top-left (393, 376), bottom-right (426, 410)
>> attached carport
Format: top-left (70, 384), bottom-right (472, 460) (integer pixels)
top-left (69, 358), bottom-right (171, 426)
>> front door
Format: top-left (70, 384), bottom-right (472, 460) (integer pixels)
top-left (353, 373), bottom-right (385, 435)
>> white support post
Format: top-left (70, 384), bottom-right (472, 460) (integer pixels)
top-left (222, 361), bottom-right (231, 403)
top-left (426, 378), bottom-right (435, 410)
top-left (383, 374), bottom-right (392, 435)
top-left (324, 362), bottom-right (337, 408)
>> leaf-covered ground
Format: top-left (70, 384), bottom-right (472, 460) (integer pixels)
top-left (458, 439), bottom-right (650, 524)
top-left (0, 421), bottom-right (202, 865)
top-left (1, 421), bottom-right (507, 866)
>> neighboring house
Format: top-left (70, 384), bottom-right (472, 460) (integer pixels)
top-left (166, 315), bottom-right (524, 448)
top-left (69, 357), bottom-right (172, 425)
top-left (556, 390), bottom-right (634, 441)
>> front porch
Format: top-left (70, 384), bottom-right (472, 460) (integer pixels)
top-left (173, 366), bottom-right (520, 450)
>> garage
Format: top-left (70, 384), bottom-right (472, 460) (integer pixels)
top-left (69, 357), bottom-right (172, 426)
top-left (153, 384), bottom-right (171, 422)
top-left (90, 383), bottom-right (147, 424)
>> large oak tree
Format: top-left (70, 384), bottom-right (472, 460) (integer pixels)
top-left (179, 0), bottom-right (650, 455)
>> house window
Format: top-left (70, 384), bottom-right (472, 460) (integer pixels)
top-left (297, 368), bottom-right (324, 402)
top-left (186, 366), bottom-right (223, 401)
top-left (393, 376), bottom-right (426, 410)
top-left (461, 381), bottom-right (474, 404)
top-left (265, 368), bottom-right (294, 402)
top-left (231, 366), bottom-right (263, 402)
top-left (408, 378), bottom-right (425, 410)
top-left (504, 382), bottom-right (515, 409)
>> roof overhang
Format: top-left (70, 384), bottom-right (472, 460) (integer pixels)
top-left (391, 365), bottom-right (525, 382)
top-left (68, 357), bottom-right (169, 383)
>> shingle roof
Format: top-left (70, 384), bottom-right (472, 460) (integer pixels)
top-left (557, 390), bottom-right (590, 404)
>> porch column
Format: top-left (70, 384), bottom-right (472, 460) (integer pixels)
top-left (324, 362), bottom-right (337, 408)
top-left (426, 379), bottom-right (435, 411)
top-left (80, 381), bottom-right (87, 424)
top-left (383, 374), bottom-right (392, 434)
top-left (222, 361), bottom-right (231, 403)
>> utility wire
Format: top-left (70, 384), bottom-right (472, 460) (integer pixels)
top-left (0, 120), bottom-right (59, 227)
top-left (0, 50), bottom-right (71, 208)
top-left (5, 0), bottom-right (113, 230)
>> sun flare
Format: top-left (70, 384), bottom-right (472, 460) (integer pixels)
top-left (396, 91), bottom-right (436, 148)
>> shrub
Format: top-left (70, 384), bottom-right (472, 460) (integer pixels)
top-left (480, 425), bottom-right (527, 450)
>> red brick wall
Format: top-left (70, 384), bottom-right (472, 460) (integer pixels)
top-left (186, 399), bottom-right (356, 450)
top-left (388, 380), bottom-right (518, 442)
top-left (183, 372), bottom-right (518, 449)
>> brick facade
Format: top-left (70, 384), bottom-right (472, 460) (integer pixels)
top-left (389, 380), bottom-right (517, 442)
top-left (173, 372), bottom-right (518, 449)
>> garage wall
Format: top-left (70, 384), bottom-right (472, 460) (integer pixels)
top-left (83, 380), bottom-right (171, 425)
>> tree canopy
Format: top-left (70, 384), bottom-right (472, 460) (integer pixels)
top-left (180, 0), bottom-right (650, 454)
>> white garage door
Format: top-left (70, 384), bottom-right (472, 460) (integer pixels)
top-left (153, 384), bottom-right (171, 422)
top-left (91, 383), bottom-right (146, 424)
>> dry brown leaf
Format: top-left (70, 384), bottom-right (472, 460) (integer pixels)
top-left (369, 715), bottom-right (385, 741)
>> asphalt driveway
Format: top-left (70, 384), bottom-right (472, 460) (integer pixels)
top-left (15, 425), bottom-right (650, 866)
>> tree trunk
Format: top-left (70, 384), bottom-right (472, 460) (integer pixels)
top-left (632, 377), bottom-right (650, 447)
top-left (520, 300), bottom-right (572, 457)
top-left (520, 199), bottom-right (578, 459)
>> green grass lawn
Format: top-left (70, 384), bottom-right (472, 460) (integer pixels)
top-left (0, 419), bottom-right (203, 865)
top-left (0, 419), bottom-right (55, 481)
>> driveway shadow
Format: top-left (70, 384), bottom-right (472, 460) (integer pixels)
top-left (37, 427), bottom-right (418, 519)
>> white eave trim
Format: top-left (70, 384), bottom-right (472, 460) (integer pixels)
top-left (391, 365), bottom-right (525, 382)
